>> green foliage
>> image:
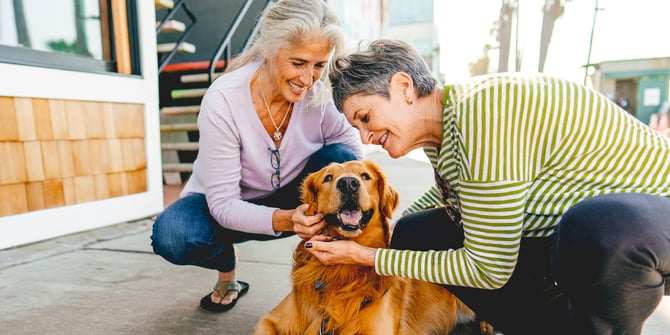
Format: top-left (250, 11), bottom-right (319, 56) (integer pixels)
top-left (46, 39), bottom-right (92, 57)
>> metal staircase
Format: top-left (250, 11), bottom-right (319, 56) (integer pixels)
top-left (155, 0), bottom-right (271, 185)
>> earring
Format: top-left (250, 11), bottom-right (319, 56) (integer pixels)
top-left (406, 98), bottom-right (413, 105)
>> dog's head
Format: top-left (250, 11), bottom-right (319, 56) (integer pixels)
top-left (300, 160), bottom-right (399, 247)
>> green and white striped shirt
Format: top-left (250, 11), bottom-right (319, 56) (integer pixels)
top-left (376, 73), bottom-right (670, 289)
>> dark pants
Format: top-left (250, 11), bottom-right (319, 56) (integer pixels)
top-left (391, 193), bottom-right (670, 335)
top-left (150, 143), bottom-right (357, 273)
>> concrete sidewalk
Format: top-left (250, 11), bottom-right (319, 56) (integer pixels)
top-left (1, 151), bottom-right (668, 334)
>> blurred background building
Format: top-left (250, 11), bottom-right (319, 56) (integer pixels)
top-left (329, 0), bottom-right (441, 82)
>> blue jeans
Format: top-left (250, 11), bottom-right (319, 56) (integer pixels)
top-left (391, 192), bottom-right (670, 335)
top-left (151, 143), bottom-right (358, 273)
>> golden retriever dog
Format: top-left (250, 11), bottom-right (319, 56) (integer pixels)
top-left (254, 160), bottom-right (491, 335)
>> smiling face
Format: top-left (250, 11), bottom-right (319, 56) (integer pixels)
top-left (341, 92), bottom-right (418, 159)
top-left (265, 32), bottom-right (332, 103)
top-left (341, 73), bottom-right (444, 158)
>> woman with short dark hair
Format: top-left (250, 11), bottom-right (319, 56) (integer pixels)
top-left (306, 39), bottom-right (670, 335)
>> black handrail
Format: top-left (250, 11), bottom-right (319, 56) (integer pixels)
top-left (157, 0), bottom-right (197, 73)
top-left (206, 0), bottom-right (272, 82)
top-left (242, 1), bottom-right (272, 51)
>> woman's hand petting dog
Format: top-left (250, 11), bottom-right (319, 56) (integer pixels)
top-left (306, 235), bottom-right (376, 266)
top-left (290, 203), bottom-right (326, 239)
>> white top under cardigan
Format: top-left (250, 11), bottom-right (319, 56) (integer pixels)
top-left (181, 61), bottom-right (363, 236)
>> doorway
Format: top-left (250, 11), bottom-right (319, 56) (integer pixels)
top-left (615, 78), bottom-right (637, 116)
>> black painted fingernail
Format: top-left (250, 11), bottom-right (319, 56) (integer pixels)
top-left (305, 242), bottom-right (313, 248)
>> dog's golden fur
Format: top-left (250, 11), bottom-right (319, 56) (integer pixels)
top-left (253, 160), bottom-right (484, 335)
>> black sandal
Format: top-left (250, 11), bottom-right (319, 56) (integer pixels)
top-left (199, 280), bottom-right (250, 313)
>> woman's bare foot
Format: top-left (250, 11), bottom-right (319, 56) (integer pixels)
top-left (209, 269), bottom-right (238, 305)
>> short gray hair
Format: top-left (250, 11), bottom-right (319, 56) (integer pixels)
top-left (229, 0), bottom-right (344, 70)
top-left (329, 39), bottom-right (437, 111)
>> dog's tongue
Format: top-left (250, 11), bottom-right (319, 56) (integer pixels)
top-left (338, 209), bottom-right (362, 225)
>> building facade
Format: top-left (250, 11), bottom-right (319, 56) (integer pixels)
top-left (328, 0), bottom-right (440, 81)
top-left (590, 57), bottom-right (670, 125)
top-left (382, 0), bottom-right (441, 80)
top-left (328, 0), bottom-right (382, 52)
top-left (0, 0), bottom-right (163, 249)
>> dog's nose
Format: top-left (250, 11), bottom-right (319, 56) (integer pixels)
top-left (337, 177), bottom-right (360, 193)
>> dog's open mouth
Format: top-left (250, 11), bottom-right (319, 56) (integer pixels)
top-left (324, 200), bottom-right (374, 233)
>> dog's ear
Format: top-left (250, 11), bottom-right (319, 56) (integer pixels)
top-left (300, 171), bottom-right (319, 216)
top-left (365, 160), bottom-right (399, 218)
top-left (379, 178), bottom-right (399, 219)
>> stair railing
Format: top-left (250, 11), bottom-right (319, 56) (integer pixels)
top-left (206, 0), bottom-right (273, 83)
top-left (157, 0), bottom-right (197, 73)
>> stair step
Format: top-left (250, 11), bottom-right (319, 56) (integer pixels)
top-left (155, 0), bottom-right (174, 10)
top-left (160, 122), bottom-right (199, 132)
top-left (157, 19), bottom-right (186, 33)
top-left (163, 163), bottom-right (194, 173)
top-left (180, 72), bottom-right (224, 83)
top-left (162, 60), bottom-right (226, 73)
top-left (162, 142), bottom-right (199, 151)
top-left (157, 42), bottom-right (196, 54)
top-left (171, 88), bottom-right (207, 99)
top-left (161, 105), bottom-right (200, 115)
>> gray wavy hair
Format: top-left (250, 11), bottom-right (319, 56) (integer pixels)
top-left (229, 0), bottom-right (344, 105)
top-left (329, 39), bottom-right (437, 111)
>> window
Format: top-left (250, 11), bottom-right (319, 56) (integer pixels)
top-left (0, 0), bottom-right (137, 74)
top-left (388, 0), bottom-right (433, 25)
top-left (411, 38), bottom-right (433, 56)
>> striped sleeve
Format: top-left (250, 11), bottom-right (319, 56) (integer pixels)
top-left (377, 180), bottom-right (528, 289)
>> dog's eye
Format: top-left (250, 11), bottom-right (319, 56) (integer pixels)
top-left (361, 173), bottom-right (371, 180)
top-left (324, 174), bottom-right (333, 182)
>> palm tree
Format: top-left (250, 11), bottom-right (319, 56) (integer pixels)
top-left (74, 0), bottom-right (92, 56)
top-left (496, 0), bottom-right (517, 72)
top-left (538, 0), bottom-right (567, 72)
top-left (13, 0), bottom-right (31, 47)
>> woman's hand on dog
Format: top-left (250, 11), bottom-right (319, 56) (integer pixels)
top-left (290, 204), bottom-right (327, 239)
top-left (305, 235), bottom-right (377, 267)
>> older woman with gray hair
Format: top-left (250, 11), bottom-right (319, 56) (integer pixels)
top-left (305, 39), bottom-right (670, 334)
top-left (150, 0), bottom-right (362, 313)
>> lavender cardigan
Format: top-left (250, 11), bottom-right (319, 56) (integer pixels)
top-left (180, 61), bottom-right (363, 235)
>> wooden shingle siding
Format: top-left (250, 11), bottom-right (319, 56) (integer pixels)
top-left (0, 96), bottom-right (147, 217)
